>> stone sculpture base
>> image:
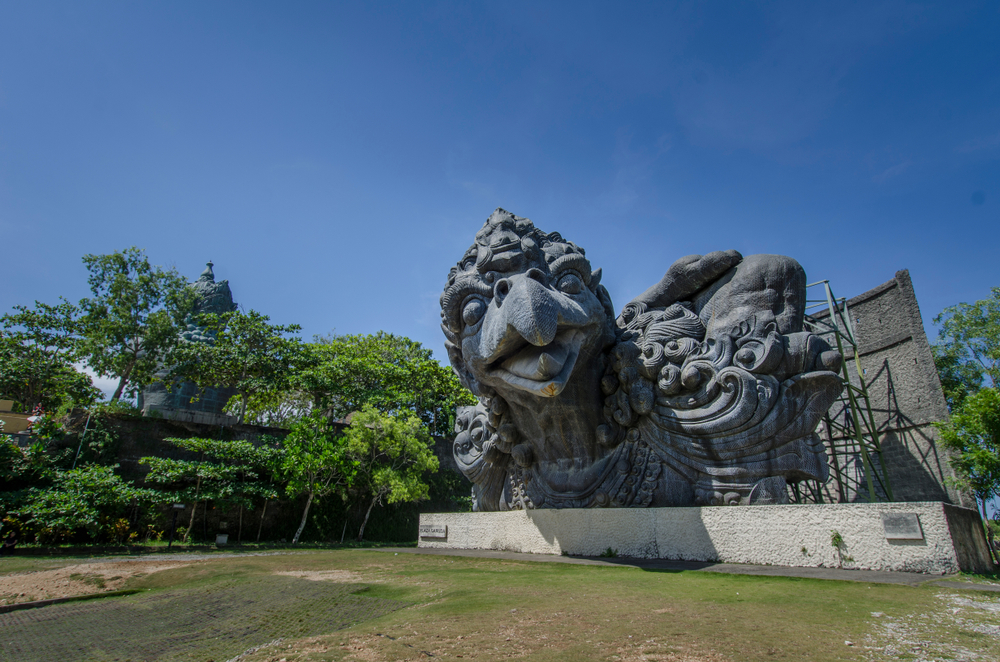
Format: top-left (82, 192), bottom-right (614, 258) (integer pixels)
top-left (141, 406), bottom-right (237, 427)
top-left (418, 502), bottom-right (993, 574)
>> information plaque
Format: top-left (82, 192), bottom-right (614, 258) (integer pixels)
top-left (419, 524), bottom-right (447, 539)
top-left (881, 513), bottom-right (924, 540)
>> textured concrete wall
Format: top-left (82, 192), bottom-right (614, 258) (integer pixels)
top-left (420, 502), bottom-right (993, 574)
top-left (812, 270), bottom-right (970, 507)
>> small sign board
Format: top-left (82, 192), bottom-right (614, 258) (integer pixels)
top-left (881, 513), bottom-right (924, 540)
top-left (419, 524), bottom-right (447, 539)
top-left (172, 503), bottom-right (186, 509)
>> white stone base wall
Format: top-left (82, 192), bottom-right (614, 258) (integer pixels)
top-left (418, 502), bottom-right (993, 574)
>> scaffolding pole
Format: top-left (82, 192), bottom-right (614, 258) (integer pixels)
top-left (800, 280), bottom-right (894, 504)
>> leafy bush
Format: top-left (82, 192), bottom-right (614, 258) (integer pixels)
top-left (87, 400), bottom-right (144, 418)
top-left (14, 465), bottom-right (164, 544)
top-left (0, 438), bottom-right (57, 491)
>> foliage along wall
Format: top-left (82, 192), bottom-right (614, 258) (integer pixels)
top-left (4, 409), bottom-right (469, 545)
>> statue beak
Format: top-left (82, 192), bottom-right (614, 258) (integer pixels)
top-left (502, 276), bottom-right (559, 346)
top-left (482, 275), bottom-right (559, 362)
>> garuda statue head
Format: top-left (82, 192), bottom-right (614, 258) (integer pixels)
top-left (442, 209), bottom-right (843, 511)
top-left (442, 210), bottom-right (615, 400)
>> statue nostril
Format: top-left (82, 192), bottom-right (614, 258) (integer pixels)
top-left (526, 268), bottom-right (546, 284)
top-left (495, 279), bottom-right (510, 301)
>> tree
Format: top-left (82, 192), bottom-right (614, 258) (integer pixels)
top-left (933, 343), bottom-right (985, 412)
top-left (201, 438), bottom-right (285, 543)
top-left (296, 332), bottom-right (475, 435)
top-left (79, 247), bottom-right (195, 401)
top-left (281, 414), bottom-right (353, 544)
top-left (0, 299), bottom-right (98, 411)
top-left (170, 310), bottom-right (303, 424)
top-left (342, 405), bottom-right (439, 542)
top-left (141, 437), bottom-right (284, 543)
top-left (933, 286), bottom-right (1000, 410)
top-left (226, 389), bottom-right (312, 428)
top-left (935, 387), bottom-right (1000, 563)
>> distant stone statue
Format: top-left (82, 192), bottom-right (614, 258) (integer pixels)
top-left (140, 262), bottom-right (239, 423)
top-left (441, 209), bottom-right (844, 510)
top-left (180, 261), bottom-right (238, 342)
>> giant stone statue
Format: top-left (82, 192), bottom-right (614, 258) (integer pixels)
top-left (442, 209), bottom-right (844, 510)
top-left (140, 262), bottom-right (239, 421)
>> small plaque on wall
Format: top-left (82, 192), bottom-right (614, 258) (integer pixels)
top-left (419, 524), bottom-right (447, 539)
top-left (881, 513), bottom-right (924, 540)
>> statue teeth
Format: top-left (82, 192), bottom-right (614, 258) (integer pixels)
top-left (537, 352), bottom-right (560, 377)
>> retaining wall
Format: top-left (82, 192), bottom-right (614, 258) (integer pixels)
top-left (419, 502), bottom-right (993, 574)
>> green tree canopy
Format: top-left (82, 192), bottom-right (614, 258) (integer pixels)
top-left (935, 387), bottom-right (1000, 561)
top-left (169, 310), bottom-right (304, 424)
top-left (296, 332), bottom-right (475, 435)
top-left (142, 437), bottom-right (284, 542)
top-left (281, 414), bottom-right (353, 544)
top-left (228, 389), bottom-right (313, 428)
top-left (79, 247), bottom-right (195, 401)
top-left (0, 298), bottom-right (98, 411)
top-left (342, 405), bottom-right (439, 541)
top-left (933, 286), bottom-right (1000, 410)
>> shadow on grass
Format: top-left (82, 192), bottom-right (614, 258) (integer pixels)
top-left (564, 555), bottom-right (715, 573)
top-left (0, 575), bottom-right (409, 662)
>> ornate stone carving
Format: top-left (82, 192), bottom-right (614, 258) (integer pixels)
top-left (442, 209), bottom-right (844, 510)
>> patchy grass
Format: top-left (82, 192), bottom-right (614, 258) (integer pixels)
top-left (126, 551), bottom-right (1000, 661)
top-left (951, 571), bottom-right (1000, 586)
top-left (1, 574), bottom-right (406, 662)
top-left (3, 550), bottom-right (1000, 661)
top-left (0, 556), bottom-right (83, 576)
top-left (863, 588), bottom-right (1000, 660)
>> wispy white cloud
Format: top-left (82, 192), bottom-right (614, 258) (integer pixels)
top-left (955, 131), bottom-right (1000, 153)
top-left (873, 159), bottom-right (913, 183)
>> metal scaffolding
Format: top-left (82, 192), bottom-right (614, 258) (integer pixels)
top-left (796, 280), bottom-right (895, 504)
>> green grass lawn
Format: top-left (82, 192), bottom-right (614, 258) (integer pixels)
top-left (2, 550), bottom-right (999, 661)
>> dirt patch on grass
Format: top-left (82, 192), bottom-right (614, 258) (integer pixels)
top-left (274, 569), bottom-right (365, 583)
top-left (241, 630), bottom-right (732, 662)
top-left (0, 559), bottom-right (192, 605)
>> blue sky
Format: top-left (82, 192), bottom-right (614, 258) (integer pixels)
top-left (2, 1), bottom-right (998, 377)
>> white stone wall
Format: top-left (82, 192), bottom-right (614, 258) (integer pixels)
top-left (418, 502), bottom-right (991, 574)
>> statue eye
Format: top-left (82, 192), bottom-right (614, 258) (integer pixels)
top-left (556, 272), bottom-right (584, 295)
top-left (462, 298), bottom-right (487, 327)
